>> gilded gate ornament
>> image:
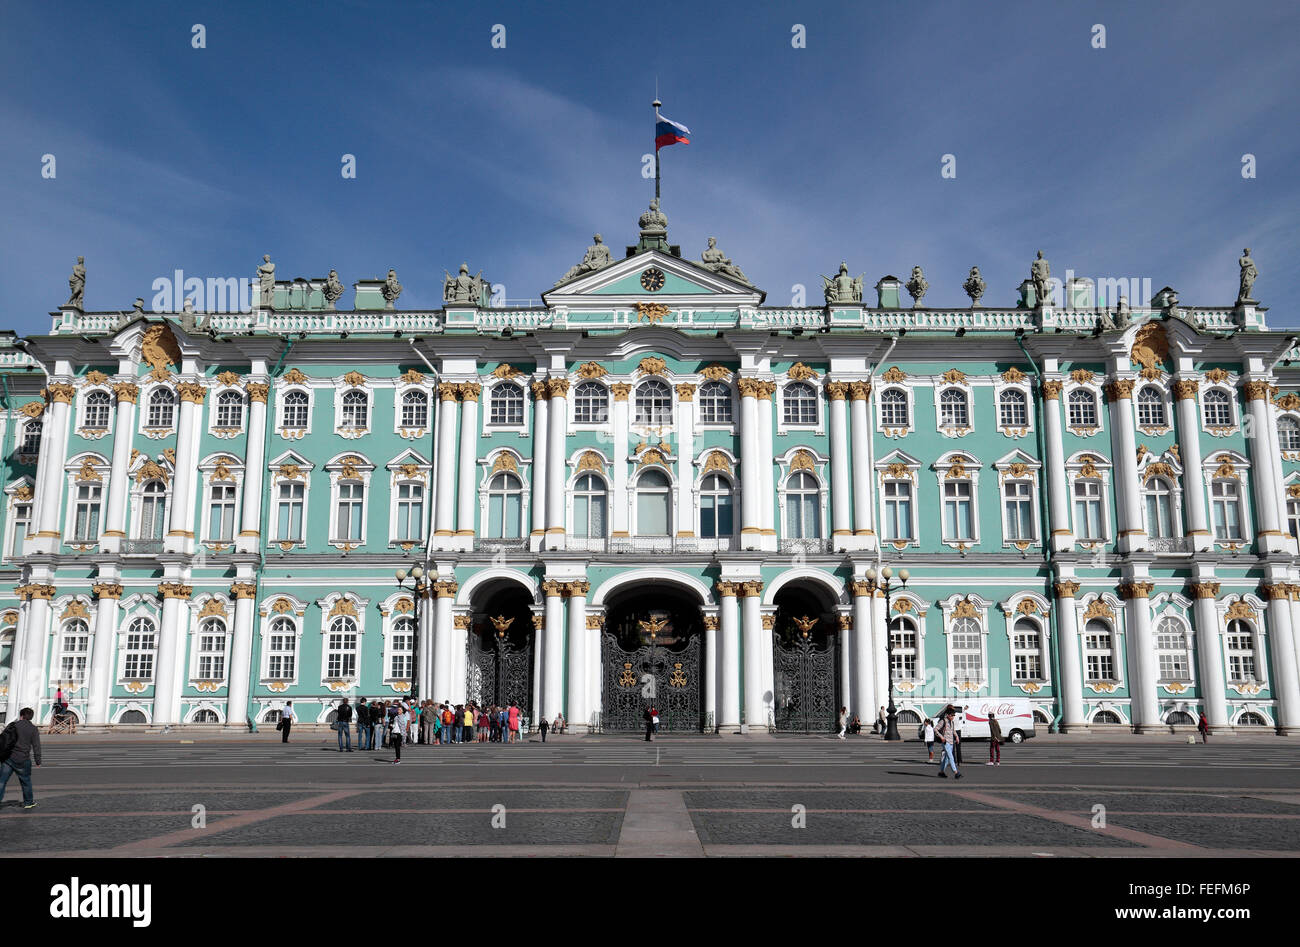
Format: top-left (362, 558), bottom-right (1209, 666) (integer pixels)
top-left (618, 662), bottom-right (637, 687)
top-left (668, 663), bottom-right (688, 687)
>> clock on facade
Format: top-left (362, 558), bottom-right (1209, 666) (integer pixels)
top-left (640, 267), bottom-right (666, 292)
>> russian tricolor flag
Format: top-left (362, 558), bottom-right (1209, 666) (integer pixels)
top-left (655, 113), bottom-right (691, 151)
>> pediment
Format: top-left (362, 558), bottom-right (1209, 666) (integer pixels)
top-left (543, 250), bottom-right (764, 307)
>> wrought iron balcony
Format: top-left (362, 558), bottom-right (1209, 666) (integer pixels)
top-left (122, 539), bottom-right (164, 555)
top-left (1147, 537), bottom-right (1193, 554)
top-left (779, 538), bottom-right (829, 555)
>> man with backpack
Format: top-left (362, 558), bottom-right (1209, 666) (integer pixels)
top-left (0, 707), bottom-right (42, 809)
top-left (935, 707), bottom-right (962, 779)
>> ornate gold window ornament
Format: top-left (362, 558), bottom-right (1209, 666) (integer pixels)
top-left (635, 301), bottom-right (670, 323)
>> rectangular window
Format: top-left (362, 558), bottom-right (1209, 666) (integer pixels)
top-left (1211, 480), bottom-right (1243, 540)
top-left (197, 634), bottom-right (226, 680)
top-left (327, 633), bottom-right (358, 679)
top-left (1227, 633), bottom-right (1256, 682)
top-left (1290, 498), bottom-right (1300, 542)
top-left (950, 630), bottom-right (984, 684)
top-left (390, 630), bottom-right (413, 680)
top-left (395, 483), bottom-right (424, 541)
top-left (123, 633), bottom-right (155, 681)
top-left (73, 484), bottom-right (103, 542)
top-left (1084, 631), bottom-right (1115, 682)
top-left (1156, 637), bottom-right (1190, 681)
top-left (10, 502), bottom-right (31, 557)
top-left (208, 484), bottom-right (237, 542)
top-left (1012, 633), bottom-right (1042, 681)
top-left (1003, 480), bottom-right (1034, 542)
top-left (336, 483), bottom-right (364, 542)
top-left (276, 482), bottom-right (304, 542)
top-left (943, 481), bottom-right (973, 541)
top-left (1073, 480), bottom-right (1104, 539)
top-left (60, 632), bottom-right (89, 682)
top-left (267, 634), bottom-right (296, 681)
top-left (883, 480), bottom-right (913, 541)
top-left (890, 628), bottom-right (917, 680)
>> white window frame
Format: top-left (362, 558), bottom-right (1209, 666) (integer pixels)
top-left (1278, 413), bottom-right (1300, 455)
top-left (696, 381), bottom-right (735, 428)
top-left (395, 384), bottom-right (432, 436)
top-left (4, 481), bottom-right (34, 561)
top-left (1154, 614), bottom-right (1194, 685)
top-left (53, 617), bottom-right (91, 686)
top-left (18, 419), bottom-right (42, 458)
top-left (779, 381), bottom-right (820, 430)
top-left (570, 469), bottom-right (611, 541)
top-left (277, 386), bottom-right (314, 437)
top-left (1223, 617), bottom-right (1263, 687)
top-left (1082, 618), bottom-right (1119, 684)
top-left (630, 465), bottom-right (675, 537)
top-left (382, 610), bottom-right (416, 686)
top-left (129, 477), bottom-right (170, 542)
top-left (1142, 473), bottom-right (1182, 541)
top-left (780, 468), bottom-right (824, 540)
top-left (317, 596), bottom-right (367, 684)
top-left (485, 380), bottom-right (528, 430)
top-left (935, 385), bottom-right (972, 435)
top-left (1009, 615), bottom-right (1047, 684)
top-left (1200, 384), bottom-right (1237, 432)
top-left (140, 384), bottom-right (177, 435)
top-left (78, 387), bottom-right (114, 435)
top-left (1066, 453), bottom-right (1112, 544)
top-left (326, 455), bottom-right (374, 548)
top-left (881, 476), bottom-right (916, 544)
top-left (391, 477), bottom-right (427, 545)
top-left (877, 385), bottom-right (913, 434)
top-left (118, 613), bottom-right (159, 684)
top-left (210, 387), bottom-right (246, 434)
top-left (259, 601), bottom-right (305, 686)
top-left (1135, 384), bottom-right (1171, 433)
top-left (632, 379), bottom-right (675, 429)
top-left (65, 457), bottom-right (109, 545)
top-left (336, 387), bottom-right (371, 435)
top-left (934, 452), bottom-right (982, 547)
top-left (571, 380), bottom-right (611, 427)
top-left (199, 458), bottom-right (242, 545)
top-left (190, 613), bottom-right (231, 684)
top-left (268, 454), bottom-right (313, 548)
top-left (888, 613), bottom-right (923, 684)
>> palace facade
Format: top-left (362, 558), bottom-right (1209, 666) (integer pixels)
top-left (2, 208), bottom-right (1299, 734)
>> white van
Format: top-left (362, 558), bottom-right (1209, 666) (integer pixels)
top-left (953, 699), bottom-right (1037, 743)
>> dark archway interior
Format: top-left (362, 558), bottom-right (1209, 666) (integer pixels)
top-left (773, 584), bottom-right (838, 648)
top-left (471, 584), bottom-right (535, 650)
top-left (604, 584), bottom-right (703, 651)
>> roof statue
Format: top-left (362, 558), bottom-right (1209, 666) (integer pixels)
top-left (639, 198), bottom-right (667, 235)
top-left (67, 256), bottom-right (85, 310)
top-left (962, 266), bottom-right (985, 308)
top-left (906, 266), bottom-right (929, 308)
top-left (444, 263), bottom-right (489, 306)
top-left (1030, 250), bottom-right (1050, 308)
top-left (821, 262), bottom-right (863, 304)
top-left (1238, 248), bottom-right (1258, 304)
top-left (323, 270), bottom-right (345, 309)
top-left (555, 234), bottom-right (614, 286)
top-left (699, 237), bottom-right (751, 285)
top-left (381, 269), bottom-right (402, 308)
top-left (257, 254), bottom-right (275, 308)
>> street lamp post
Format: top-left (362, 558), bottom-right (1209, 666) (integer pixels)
top-left (866, 565), bottom-right (910, 741)
top-left (395, 564), bottom-right (426, 705)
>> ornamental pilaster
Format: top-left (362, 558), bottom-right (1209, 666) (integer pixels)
top-left (610, 382), bottom-right (631, 401)
top-left (91, 582), bottom-right (123, 599)
top-left (1189, 581), bottom-right (1220, 599)
top-left (848, 381), bottom-right (871, 401)
top-left (1118, 581), bottom-right (1155, 599)
top-left (158, 582), bottom-right (193, 599)
top-left (1105, 379), bottom-right (1134, 400)
top-left (542, 579), bottom-right (565, 597)
top-left (244, 382), bottom-right (269, 403)
top-left (1041, 379), bottom-right (1063, 400)
top-left (1054, 580), bottom-right (1080, 598)
top-left (230, 582), bottom-right (258, 599)
top-left (47, 383), bottom-right (77, 404)
top-left (531, 380), bottom-right (551, 400)
top-left (1172, 379), bottom-right (1199, 400)
top-left (826, 381), bottom-right (850, 401)
top-left (741, 580), bottom-right (764, 598)
top-left (178, 382), bottom-right (208, 404)
top-left (675, 383), bottom-right (696, 401)
top-left (16, 583), bottom-right (57, 601)
top-left (113, 382), bottom-right (140, 403)
top-left (458, 383), bottom-right (482, 401)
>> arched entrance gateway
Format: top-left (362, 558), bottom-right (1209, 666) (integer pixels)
top-left (465, 581), bottom-right (535, 712)
top-left (771, 582), bottom-right (841, 732)
top-left (600, 584), bottom-right (707, 732)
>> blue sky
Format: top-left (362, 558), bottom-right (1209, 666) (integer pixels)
top-left (1, 0), bottom-right (1296, 332)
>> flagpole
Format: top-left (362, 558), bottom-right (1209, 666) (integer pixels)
top-left (652, 97), bottom-right (662, 200)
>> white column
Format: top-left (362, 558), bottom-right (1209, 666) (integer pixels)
top-left (1054, 581), bottom-right (1086, 730)
top-left (1107, 379), bottom-right (1145, 553)
top-left (101, 384), bottom-right (138, 552)
top-left (1191, 581), bottom-right (1228, 730)
top-left (165, 383), bottom-right (205, 554)
top-left (1122, 582), bottom-right (1159, 731)
top-left (530, 382), bottom-right (549, 545)
top-left (31, 385), bottom-right (74, 554)
top-left (152, 581), bottom-right (190, 725)
top-left (530, 613), bottom-right (543, 724)
top-left (703, 612), bottom-right (718, 732)
top-left (828, 384), bottom-right (852, 548)
top-left (871, 590), bottom-right (888, 716)
top-left (545, 379), bottom-right (569, 550)
top-left (610, 386), bottom-right (629, 540)
top-left (423, 601), bottom-right (438, 701)
top-left (225, 580), bottom-right (256, 727)
top-left (542, 582), bottom-right (565, 719)
top-left (456, 384), bottom-right (480, 547)
top-left (1265, 584), bottom-right (1300, 731)
top-left (838, 613), bottom-right (852, 719)
top-left (718, 584), bottom-right (741, 730)
top-left (587, 609), bottom-right (604, 731)
top-left (86, 580), bottom-right (122, 725)
top-left (566, 582), bottom-right (588, 728)
top-left (236, 381), bottom-right (269, 554)
top-left (1174, 379), bottom-right (1211, 552)
top-left (13, 588), bottom-right (54, 716)
top-left (849, 383), bottom-right (873, 541)
top-left (739, 382), bottom-right (761, 550)
top-left (741, 582), bottom-right (765, 730)
top-left (433, 384), bottom-right (458, 547)
top-left (1246, 381), bottom-right (1287, 553)
top-left (432, 588), bottom-right (453, 702)
top-left (852, 583), bottom-right (875, 719)
top-left (676, 384), bottom-right (695, 540)
top-left (1042, 382), bottom-right (1072, 554)
top-left (757, 387), bottom-right (776, 550)
top-left (438, 582), bottom-right (466, 704)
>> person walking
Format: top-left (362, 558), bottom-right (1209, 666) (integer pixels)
top-left (953, 708), bottom-right (964, 766)
top-left (987, 712), bottom-right (1002, 766)
top-left (837, 707), bottom-right (847, 740)
top-left (390, 704), bottom-right (408, 764)
top-left (336, 698), bottom-right (353, 752)
top-left (643, 706), bottom-right (655, 742)
top-left (1198, 711), bottom-right (1210, 743)
top-left (507, 702), bottom-right (520, 743)
top-left (356, 698), bottom-right (370, 751)
top-left (539, 716), bottom-right (549, 743)
top-left (0, 707), bottom-right (42, 809)
top-left (923, 718), bottom-right (936, 762)
top-left (279, 701), bottom-right (295, 743)
top-left (935, 708), bottom-right (962, 779)
top-left (877, 706), bottom-right (887, 738)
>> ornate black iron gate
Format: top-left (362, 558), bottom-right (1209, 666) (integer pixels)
top-left (773, 632), bottom-right (838, 732)
top-left (466, 633), bottom-right (533, 709)
top-left (600, 632), bottom-right (704, 732)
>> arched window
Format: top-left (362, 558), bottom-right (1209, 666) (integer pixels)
top-left (783, 382), bottom-right (818, 425)
top-left (123, 617), bottom-right (157, 681)
top-left (137, 480), bottom-right (167, 540)
top-left (1083, 619), bottom-right (1116, 682)
top-left (282, 390), bottom-right (309, 429)
top-left (949, 616), bottom-right (984, 686)
top-left (390, 616), bottom-right (415, 681)
top-left (1137, 386), bottom-right (1167, 427)
top-left (326, 616), bottom-right (359, 680)
top-left (341, 390), bottom-right (368, 429)
top-left (266, 617), bottom-right (296, 681)
top-left (1093, 710), bottom-right (1121, 725)
top-left (939, 389), bottom-right (968, 428)
top-left (1279, 415), bottom-right (1300, 451)
top-left (0, 623), bottom-right (15, 694)
top-left (19, 420), bottom-right (41, 455)
top-left (635, 469), bottom-right (672, 536)
top-left (1166, 710), bottom-right (1194, 726)
top-left (1237, 711), bottom-right (1267, 726)
top-left (196, 618), bottom-right (227, 681)
top-left (1225, 619), bottom-right (1256, 683)
top-left (1155, 616), bottom-right (1191, 683)
top-left (889, 616), bottom-right (918, 680)
top-left (999, 389), bottom-right (1028, 428)
top-left (699, 473), bottom-right (734, 539)
top-left (490, 382), bottom-right (525, 425)
top-left (84, 390), bottom-right (112, 430)
top-left (882, 477), bottom-right (913, 541)
top-left (401, 389), bottom-right (429, 429)
top-left (881, 388), bottom-right (909, 427)
top-left (119, 709), bottom-right (147, 724)
top-left (698, 381), bottom-right (733, 424)
top-left (896, 709), bottom-right (921, 725)
top-left (486, 472), bottom-right (523, 538)
top-left (573, 382), bottom-right (608, 424)
top-left (1210, 478), bottom-right (1243, 540)
top-left (1011, 617), bottom-right (1042, 682)
top-left (59, 618), bottom-right (90, 684)
top-left (1073, 478), bottom-right (1104, 540)
top-left (1067, 389), bottom-right (1098, 427)
top-left (395, 482), bottom-right (424, 541)
top-left (1203, 388), bottom-right (1233, 427)
top-left (784, 470), bottom-right (820, 539)
top-left (147, 388), bottom-right (175, 428)
top-left (193, 709), bottom-right (219, 723)
top-left (572, 473), bottom-right (607, 538)
top-left (634, 380), bottom-right (673, 426)
top-left (1144, 476), bottom-right (1175, 539)
top-left (216, 390), bottom-right (243, 428)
